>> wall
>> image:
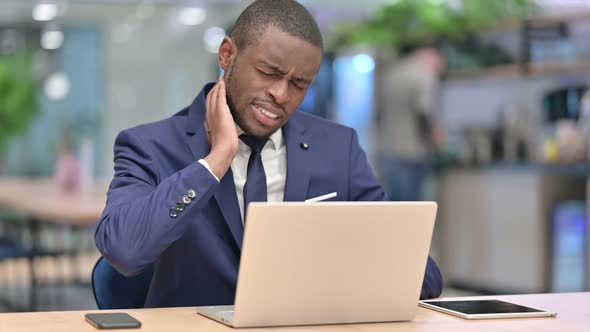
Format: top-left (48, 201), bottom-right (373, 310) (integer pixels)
top-left (93, 3), bottom-right (243, 176)
top-left (1, 3), bottom-right (244, 177)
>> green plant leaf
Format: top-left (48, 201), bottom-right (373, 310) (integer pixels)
top-left (332, 0), bottom-right (536, 53)
top-left (0, 53), bottom-right (38, 155)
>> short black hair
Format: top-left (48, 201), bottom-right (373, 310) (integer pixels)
top-left (229, 0), bottom-right (323, 52)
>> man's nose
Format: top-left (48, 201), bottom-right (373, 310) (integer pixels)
top-left (266, 79), bottom-right (290, 106)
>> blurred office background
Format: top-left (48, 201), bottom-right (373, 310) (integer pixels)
top-left (0, 0), bottom-right (589, 312)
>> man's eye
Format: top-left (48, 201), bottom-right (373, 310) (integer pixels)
top-left (258, 69), bottom-right (274, 77)
top-left (291, 81), bottom-right (305, 90)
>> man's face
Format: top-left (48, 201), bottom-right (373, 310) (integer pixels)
top-left (219, 26), bottom-right (322, 139)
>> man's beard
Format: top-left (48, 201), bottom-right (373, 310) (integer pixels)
top-left (224, 62), bottom-right (246, 133)
top-left (225, 62), bottom-right (273, 140)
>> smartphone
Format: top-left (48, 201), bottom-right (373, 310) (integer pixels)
top-left (84, 313), bottom-right (141, 329)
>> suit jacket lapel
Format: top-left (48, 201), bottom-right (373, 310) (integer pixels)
top-left (283, 113), bottom-right (311, 202)
top-left (184, 83), bottom-right (244, 249)
top-left (212, 170), bottom-right (244, 249)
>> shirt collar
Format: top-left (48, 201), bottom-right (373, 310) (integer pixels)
top-left (235, 125), bottom-right (283, 151)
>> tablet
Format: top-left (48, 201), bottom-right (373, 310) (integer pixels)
top-left (419, 299), bottom-right (557, 320)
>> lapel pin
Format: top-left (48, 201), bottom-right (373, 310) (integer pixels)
top-left (300, 143), bottom-right (309, 150)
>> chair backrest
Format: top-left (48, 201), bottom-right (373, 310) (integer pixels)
top-left (91, 256), bottom-right (154, 309)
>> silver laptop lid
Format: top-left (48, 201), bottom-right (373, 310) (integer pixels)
top-left (233, 201), bottom-right (437, 327)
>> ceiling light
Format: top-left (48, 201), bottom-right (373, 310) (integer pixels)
top-left (44, 72), bottom-right (70, 101)
top-left (352, 54), bottom-right (375, 74)
top-left (178, 7), bottom-right (207, 26)
top-left (41, 30), bottom-right (64, 50)
top-left (33, 3), bottom-right (58, 21)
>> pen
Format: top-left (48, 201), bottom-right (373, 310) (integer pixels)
top-left (305, 192), bottom-right (337, 203)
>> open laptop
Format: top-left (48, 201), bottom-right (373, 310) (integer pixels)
top-left (196, 201), bottom-right (437, 328)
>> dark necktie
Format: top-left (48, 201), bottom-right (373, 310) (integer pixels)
top-left (239, 134), bottom-right (268, 220)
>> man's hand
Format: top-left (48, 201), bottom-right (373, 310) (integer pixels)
top-left (203, 77), bottom-right (239, 179)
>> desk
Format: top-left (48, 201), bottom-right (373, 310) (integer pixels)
top-left (0, 293), bottom-right (588, 332)
top-left (0, 177), bottom-right (108, 226)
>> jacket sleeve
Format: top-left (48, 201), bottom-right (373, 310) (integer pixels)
top-left (347, 129), bottom-right (443, 299)
top-left (94, 129), bottom-right (219, 277)
top-left (420, 256), bottom-right (443, 299)
top-left (347, 129), bottom-right (386, 202)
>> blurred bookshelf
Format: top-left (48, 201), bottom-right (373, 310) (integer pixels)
top-left (443, 10), bottom-right (590, 81)
top-left (446, 60), bottom-right (590, 81)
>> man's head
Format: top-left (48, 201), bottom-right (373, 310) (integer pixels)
top-left (218, 0), bottom-right (323, 139)
top-left (416, 47), bottom-right (445, 77)
top-left (400, 40), bottom-right (446, 77)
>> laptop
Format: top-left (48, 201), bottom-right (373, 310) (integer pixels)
top-left (196, 201), bottom-right (438, 328)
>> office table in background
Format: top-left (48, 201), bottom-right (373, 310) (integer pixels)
top-left (0, 177), bottom-right (108, 310)
top-left (0, 293), bottom-right (588, 331)
top-left (0, 177), bottom-right (108, 226)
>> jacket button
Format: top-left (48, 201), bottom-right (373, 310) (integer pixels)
top-left (169, 208), bottom-right (179, 218)
top-left (176, 202), bottom-right (185, 212)
top-left (182, 195), bottom-right (191, 205)
top-left (187, 189), bottom-right (197, 199)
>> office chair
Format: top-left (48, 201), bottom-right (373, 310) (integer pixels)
top-left (0, 217), bottom-right (66, 311)
top-left (91, 256), bottom-right (154, 309)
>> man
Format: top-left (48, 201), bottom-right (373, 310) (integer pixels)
top-left (376, 44), bottom-right (445, 201)
top-left (94, 0), bottom-right (442, 308)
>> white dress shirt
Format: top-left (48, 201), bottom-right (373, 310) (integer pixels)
top-left (198, 128), bottom-right (287, 223)
top-left (232, 127), bottom-right (286, 223)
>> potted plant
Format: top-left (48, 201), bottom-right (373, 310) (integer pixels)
top-left (0, 53), bottom-right (38, 172)
top-left (332, 0), bottom-right (535, 65)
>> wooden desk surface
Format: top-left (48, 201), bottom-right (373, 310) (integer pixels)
top-left (0, 177), bottom-right (109, 226)
top-left (0, 293), bottom-right (588, 332)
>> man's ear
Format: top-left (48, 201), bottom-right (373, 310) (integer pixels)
top-left (218, 36), bottom-right (237, 72)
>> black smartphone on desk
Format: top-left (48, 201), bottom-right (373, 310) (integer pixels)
top-left (85, 313), bottom-right (141, 329)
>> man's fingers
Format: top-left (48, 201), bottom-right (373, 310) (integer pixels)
top-left (217, 78), bottom-right (226, 108)
top-left (204, 120), bottom-right (211, 144)
top-left (205, 77), bottom-right (231, 149)
top-left (206, 84), bottom-right (213, 113)
top-left (209, 83), bottom-right (218, 114)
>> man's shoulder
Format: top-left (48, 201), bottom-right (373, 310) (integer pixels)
top-left (292, 111), bottom-right (355, 137)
